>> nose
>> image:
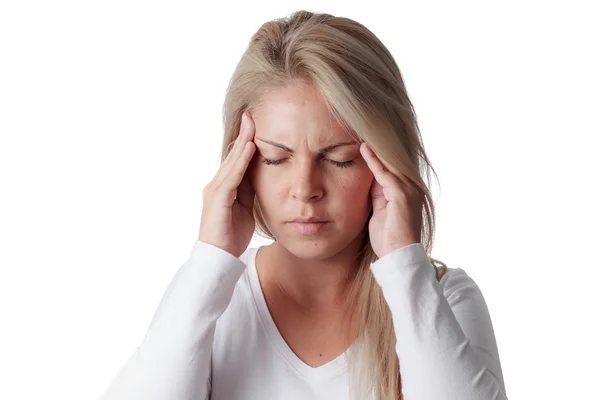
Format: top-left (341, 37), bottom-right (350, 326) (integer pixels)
top-left (291, 158), bottom-right (324, 203)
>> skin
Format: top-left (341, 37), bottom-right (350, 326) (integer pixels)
top-left (199, 71), bottom-right (423, 366)
top-left (236, 80), bottom-right (423, 367)
top-left (247, 81), bottom-right (375, 313)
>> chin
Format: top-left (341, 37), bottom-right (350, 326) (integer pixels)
top-left (274, 224), bottom-right (362, 261)
top-left (283, 239), bottom-right (338, 261)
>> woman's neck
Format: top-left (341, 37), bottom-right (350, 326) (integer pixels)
top-left (256, 234), bottom-right (365, 314)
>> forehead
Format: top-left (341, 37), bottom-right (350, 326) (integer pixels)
top-left (251, 83), bottom-right (353, 144)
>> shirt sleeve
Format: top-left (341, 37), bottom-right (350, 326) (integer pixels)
top-left (370, 243), bottom-right (507, 400)
top-left (96, 241), bottom-right (247, 400)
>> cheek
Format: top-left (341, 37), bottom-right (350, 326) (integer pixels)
top-left (333, 171), bottom-right (373, 205)
top-left (337, 164), bottom-right (373, 192)
top-left (248, 157), bottom-right (268, 191)
top-left (250, 166), bottom-right (283, 203)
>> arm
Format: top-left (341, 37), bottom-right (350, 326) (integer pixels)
top-left (370, 243), bottom-right (507, 400)
top-left (97, 241), bottom-right (246, 400)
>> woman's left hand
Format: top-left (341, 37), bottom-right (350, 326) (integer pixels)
top-left (359, 142), bottom-right (424, 259)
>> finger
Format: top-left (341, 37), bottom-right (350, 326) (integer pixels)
top-left (360, 143), bottom-right (395, 187)
top-left (369, 175), bottom-right (387, 212)
top-left (361, 142), bottom-right (413, 205)
top-left (219, 112), bottom-right (255, 183)
top-left (223, 112), bottom-right (254, 167)
top-left (359, 142), bottom-right (418, 190)
top-left (224, 141), bottom-right (256, 200)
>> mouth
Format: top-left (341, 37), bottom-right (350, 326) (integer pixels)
top-left (287, 221), bottom-right (329, 235)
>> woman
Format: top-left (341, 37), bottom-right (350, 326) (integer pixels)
top-left (98, 10), bottom-right (507, 400)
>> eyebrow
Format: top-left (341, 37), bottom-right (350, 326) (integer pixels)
top-left (256, 139), bottom-right (358, 155)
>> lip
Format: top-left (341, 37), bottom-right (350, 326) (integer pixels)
top-left (290, 217), bottom-right (327, 223)
top-left (288, 221), bottom-right (329, 235)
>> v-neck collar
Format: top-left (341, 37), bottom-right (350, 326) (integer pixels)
top-left (246, 245), bottom-right (353, 382)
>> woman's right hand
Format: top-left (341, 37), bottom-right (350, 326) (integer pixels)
top-left (198, 111), bottom-right (257, 258)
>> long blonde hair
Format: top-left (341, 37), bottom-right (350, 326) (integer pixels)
top-left (219, 10), bottom-right (448, 400)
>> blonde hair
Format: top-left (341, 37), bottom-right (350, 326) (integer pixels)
top-left (220, 10), bottom-right (448, 400)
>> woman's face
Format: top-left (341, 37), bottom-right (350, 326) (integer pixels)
top-left (248, 82), bottom-right (375, 260)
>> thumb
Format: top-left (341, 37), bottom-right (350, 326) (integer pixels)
top-left (370, 178), bottom-right (387, 212)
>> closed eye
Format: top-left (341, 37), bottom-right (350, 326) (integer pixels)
top-left (261, 158), bottom-right (286, 166)
top-left (261, 158), bottom-right (355, 168)
top-left (328, 160), bottom-right (354, 168)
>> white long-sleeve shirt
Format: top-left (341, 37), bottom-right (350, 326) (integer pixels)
top-left (97, 240), bottom-right (507, 400)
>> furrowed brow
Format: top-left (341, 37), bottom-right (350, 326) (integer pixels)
top-left (256, 139), bottom-right (357, 155)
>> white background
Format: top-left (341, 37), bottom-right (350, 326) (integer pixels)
top-left (1, 1), bottom-right (598, 399)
